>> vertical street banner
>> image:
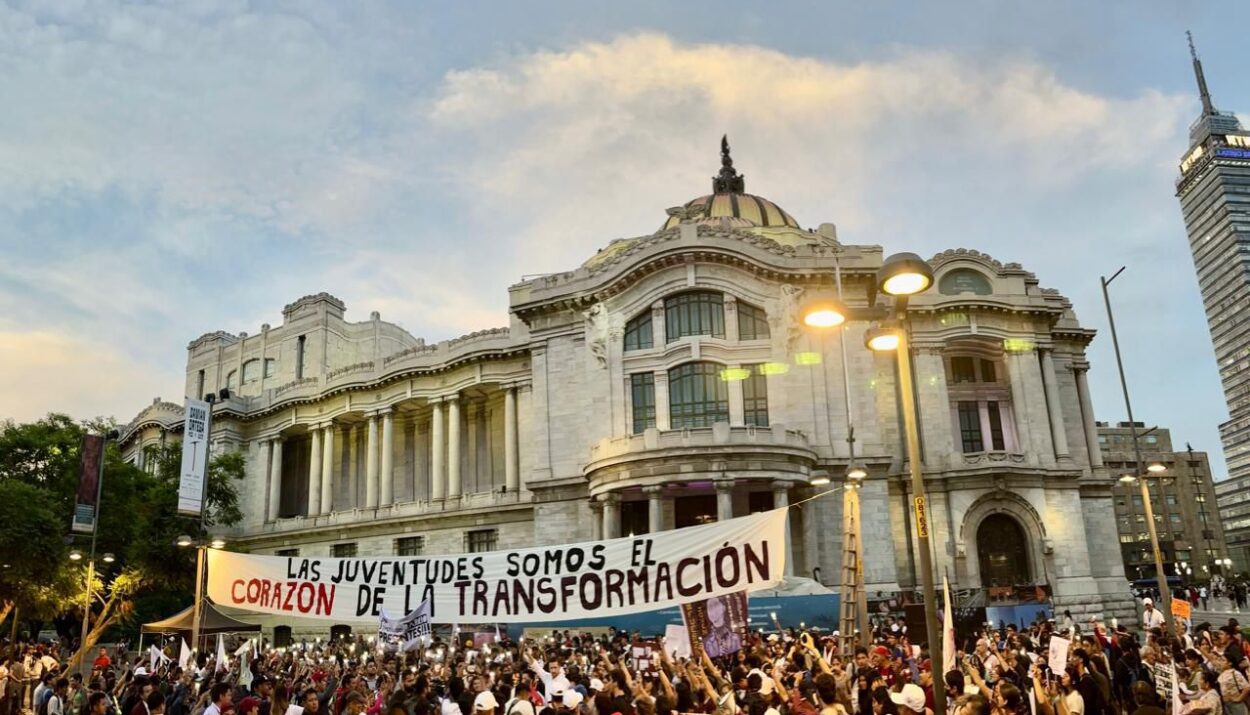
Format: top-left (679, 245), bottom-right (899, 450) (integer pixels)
top-left (178, 398), bottom-right (212, 516)
top-left (379, 600), bottom-right (433, 651)
top-left (680, 589), bottom-right (750, 658)
top-left (72, 434), bottom-right (106, 534)
top-left (207, 508), bottom-right (787, 622)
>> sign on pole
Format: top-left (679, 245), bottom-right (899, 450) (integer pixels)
top-left (1171, 598), bottom-right (1192, 622)
top-left (178, 398), bottom-right (212, 516)
top-left (914, 497), bottom-right (929, 537)
top-left (72, 434), bottom-right (106, 534)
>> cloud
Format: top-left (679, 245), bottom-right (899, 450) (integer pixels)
top-left (425, 34), bottom-right (1190, 271)
top-left (0, 330), bottom-right (182, 423)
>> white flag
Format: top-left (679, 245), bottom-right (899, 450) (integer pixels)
top-left (942, 576), bottom-right (956, 673)
top-left (234, 639), bottom-right (253, 657)
top-left (1172, 663), bottom-right (1183, 715)
top-left (379, 599), bottom-right (433, 652)
top-left (237, 648), bottom-right (253, 689)
top-left (179, 639), bottom-right (193, 670)
top-left (215, 633), bottom-right (227, 672)
top-left (150, 644), bottom-right (170, 667)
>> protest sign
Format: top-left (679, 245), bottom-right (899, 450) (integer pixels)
top-left (680, 590), bottom-right (750, 658)
top-left (1047, 635), bottom-right (1070, 675)
top-left (1172, 599), bottom-right (1192, 621)
top-left (665, 624), bottom-right (692, 660)
top-left (207, 508), bottom-right (786, 623)
top-left (379, 600), bottom-right (433, 651)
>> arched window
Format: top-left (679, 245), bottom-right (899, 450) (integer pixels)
top-left (242, 359), bottom-right (260, 384)
top-left (665, 292), bottom-right (724, 341)
top-left (977, 514), bottom-right (1030, 586)
top-left (226, 370), bottom-right (238, 390)
top-left (624, 311), bottom-right (653, 351)
top-left (668, 362), bottom-right (729, 428)
top-left (737, 302), bottom-right (770, 341)
top-left (264, 358), bottom-right (277, 378)
top-left (938, 269), bottom-right (993, 296)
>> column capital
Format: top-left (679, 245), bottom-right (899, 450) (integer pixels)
top-left (772, 479), bottom-right (794, 492)
top-left (377, 405), bottom-right (394, 416)
top-left (643, 485), bottom-right (664, 497)
top-left (714, 478), bottom-right (735, 493)
top-left (589, 498), bottom-right (605, 513)
top-left (600, 491), bottom-right (621, 504)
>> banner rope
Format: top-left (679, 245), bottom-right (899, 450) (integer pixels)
top-left (787, 485), bottom-right (847, 508)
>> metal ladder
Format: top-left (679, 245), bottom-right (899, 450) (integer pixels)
top-left (839, 487), bottom-right (864, 652)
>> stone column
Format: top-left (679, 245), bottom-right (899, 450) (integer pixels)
top-left (1006, 352), bottom-right (1036, 458)
top-left (645, 486), bottom-right (664, 533)
top-left (380, 409), bottom-right (395, 506)
top-left (716, 479), bottom-right (735, 521)
top-left (723, 295), bottom-right (740, 342)
top-left (654, 370), bottom-right (671, 430)
top-left (430, 400), bottom-right (446, 501)
top-left (727, 365), bottom-right (746, 427)
top-left (268, 438), bottom-right (283, 520)
top-left (802, 489), bottom-right (821, 581)
top-left (307, 428), bottom-right (322, 516)
top-left (603, 493), bottom-right (621, 539)
top-left (1075, 368), bottom-right (1104, 468)
top-left (773, 480), bottom-right (794, 577)
top-left (590, 500), bottom-right (604, 541)
top-left (1040, 349), bottom-right (1071, 460)
top-left (347, 425), bottom-right (358, 508)
top-left (504, 386), bottom-right (520, 493)
top-left (448, 396), bottom-right (462, 499)
top-left (365, 413), bottom-right (379, 508)
top-left (261, 439), bottom-right (276, 522)
top-left (320, 424), bottom-right (334, 515)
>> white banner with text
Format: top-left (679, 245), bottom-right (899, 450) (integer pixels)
top-left (206, 508), bottom-right (787, 622)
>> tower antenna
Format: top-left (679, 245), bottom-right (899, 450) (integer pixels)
top-left (1188, 30), bottom-right (1216, 116)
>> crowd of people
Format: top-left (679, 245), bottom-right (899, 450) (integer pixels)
top-left (3, 602), bottom-right (1250, 715)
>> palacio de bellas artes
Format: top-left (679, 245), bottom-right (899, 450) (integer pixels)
top-left (119, 138), bottom-right (1136, 636)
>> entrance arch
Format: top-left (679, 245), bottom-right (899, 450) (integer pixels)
top-left (977, 513), bottom-right (1030, 587)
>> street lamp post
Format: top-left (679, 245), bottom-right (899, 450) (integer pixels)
top-left (177, 534), bottom-right (226, 653)
top-left (68, 549), bottom-right (115, 677)
top-left (803, 252), bottom-right (945, 715)
top-left (1102, 267), bottom-right (1176, 635)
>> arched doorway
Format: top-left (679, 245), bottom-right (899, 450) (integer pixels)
top-left (977, 514), bottom-right (1030, 586)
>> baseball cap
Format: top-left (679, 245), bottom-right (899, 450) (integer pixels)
top-left (239, 697), bottom-right (261, 714)
top-left (872, 646), bottom-right (890, 658)
top-left (562, 691), bottom-right (584, 709)
top-left (473, 691), bottom-right (499, 711)
top-left (589, 678), bottom-right (604, 692)
top-left (1143, 597), bottom-right (1154, 606)
top-left (890, 684), bottom-right (926, 713)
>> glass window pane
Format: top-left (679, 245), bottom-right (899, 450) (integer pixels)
top-left (950, 357), bottom-right (976, 383)
top-left (743, 364), bottom-right (769, 426)
top-left (668, 362), bottom-right (730, 428)
top-left (957, 401), bottom-right (983, 452)
top-left (624, 311), bottom-right (653, 351)
top-left (665, 292), bottom-right (725, 341)
top-left (630, 373), bottom-right (656, 433)
top-left (737, 302), bottom-right (770, 341)
top-left (986, 401), bottom-right (1005, 450)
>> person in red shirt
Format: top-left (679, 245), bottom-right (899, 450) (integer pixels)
top-left (92, 648), bottom-right (111, 670)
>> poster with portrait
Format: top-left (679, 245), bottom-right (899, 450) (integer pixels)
top-left (680, 590), bottom-right (749, 659)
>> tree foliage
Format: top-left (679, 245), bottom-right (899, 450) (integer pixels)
top-left (0, 413), bottom-right (246, 641)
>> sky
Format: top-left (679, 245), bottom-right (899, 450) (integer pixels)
top-left (0, 1), bottom-right (1245, 476)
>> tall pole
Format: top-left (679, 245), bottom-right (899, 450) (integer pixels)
top-left (78, 550), bottom-right (95, 677)
top-left (1101, 271), bottom-right (1176, 635)
top-left (191, 546), bottom-right (205, 653)
top-left (895, 328), bottom-right (946, 715)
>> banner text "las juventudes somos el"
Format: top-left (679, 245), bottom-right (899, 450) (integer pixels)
top-left (206, 508), bottom-right (787, 623)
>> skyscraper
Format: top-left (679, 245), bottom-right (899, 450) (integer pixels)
top-left (1175, 34), bottom-right (1250, 492)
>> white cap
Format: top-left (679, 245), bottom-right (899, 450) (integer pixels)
top-left (562, 691), bottom-right (584, 709)
top-left (442, 700), bottom-right (463, 715)
top-left (1143, 597), bottom-right (1154, 606)
top-left (589, 678), bottom-right (604, 692)
top-left (890, 684), bottom-right (926, 713)
top-left (134, 667), bottom-right (149, 676)
top-left (473, 692), bottom-right (498, 711)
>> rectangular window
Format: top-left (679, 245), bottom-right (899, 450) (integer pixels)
top-left (986, 401), bottom-right (1006, 450)
top-left (630, 373), bottom-right (656, 433)
top-left (950, 356), bottom-right (976, 383)
top-left (466, 529), bottom-right (498, 553)
top-left (1119, 535), bottom-right (1134, 544)
top-left (957, 401), bottom-right (983, 452)
top-left (743, 365), bottom-right (769, 427)
top-left (1166, 494), bottom-right (1178, 505)
top-left (979, 359), bottom-right (997, 383)
top-left (331, 543), bottom-right (357, 558)
top-left (275, 548), bottom-right (300, 557)
top-left (624, 313), bottom-right (654, 351)
top-left (621, 501), bottom-right (649, 536)
top-left (197, 370), bottom-right (206, 400)
top-left (737, 303), bottom-right (771, 341)
top-left (748, 491), bottom-right (774, 514)
top-left (395, 536), bottom-right (424, 556)
top-left (1170, 514), bottom-right (1182, 523)
top-left (668, 363), bottom-right (729, 429)
top-left (296, 335), bottom-right (307, 380)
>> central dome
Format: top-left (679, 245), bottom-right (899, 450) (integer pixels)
top-left (661, 136), bottom-right (801, 231)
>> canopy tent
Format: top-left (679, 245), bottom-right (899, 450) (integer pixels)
top-left (142, 601), bottom-right (262, 636)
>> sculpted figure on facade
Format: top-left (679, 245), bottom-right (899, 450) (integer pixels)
top-left (770, 283), bottom-right (805, 354)
top-left (585, 302), bottom-right (609, 368)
